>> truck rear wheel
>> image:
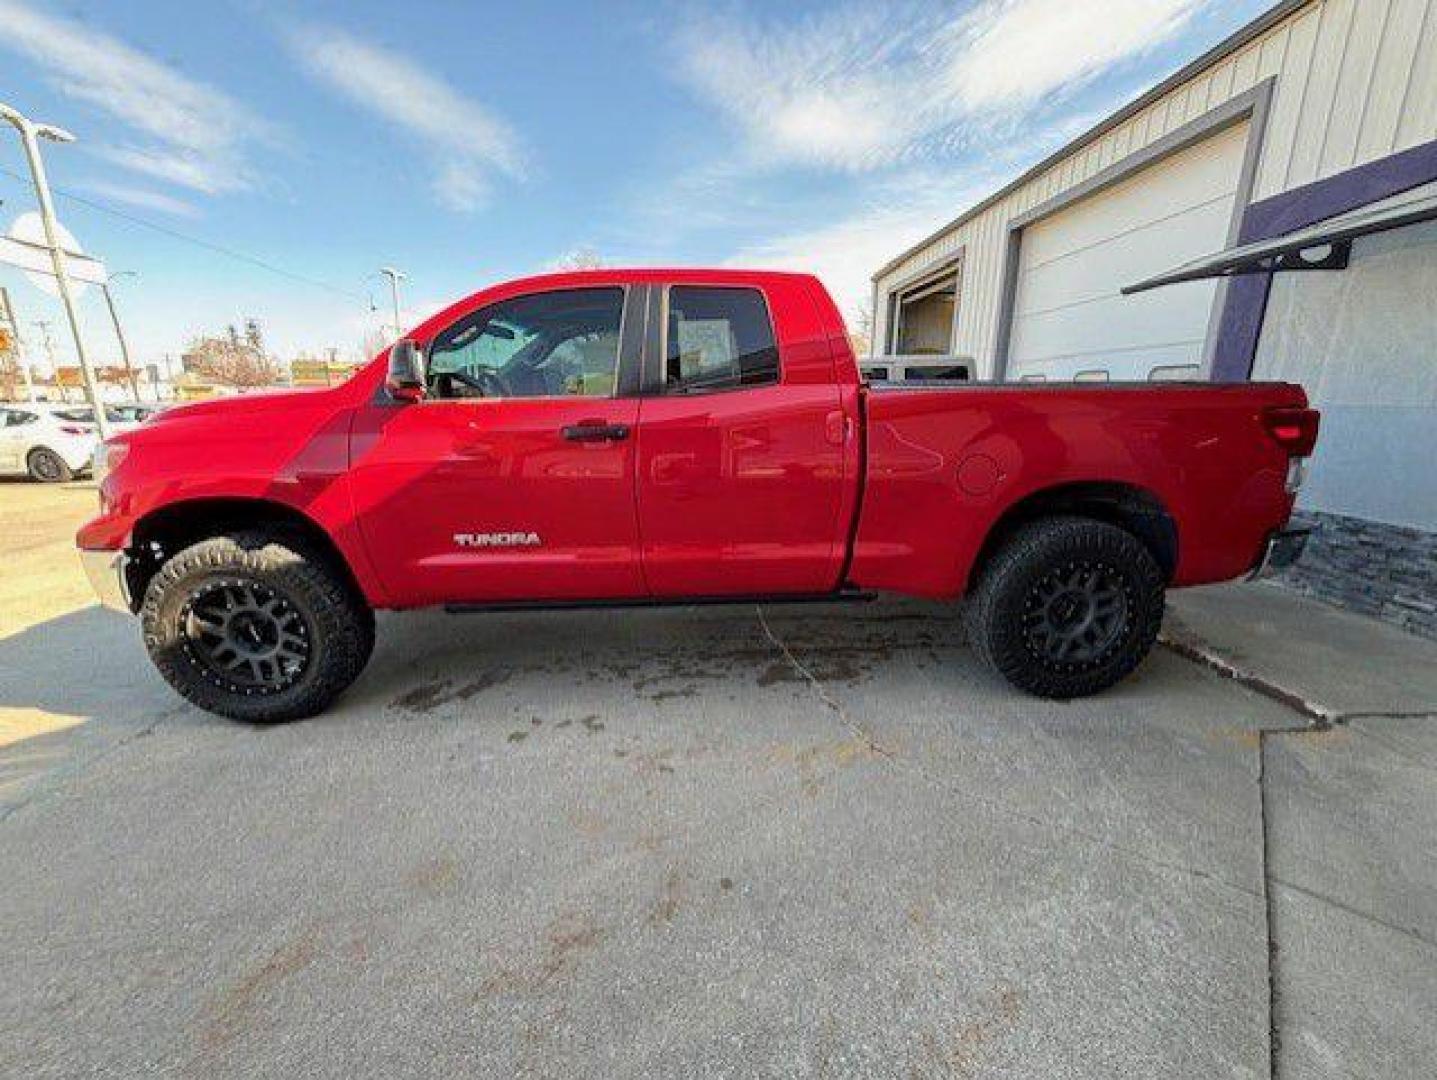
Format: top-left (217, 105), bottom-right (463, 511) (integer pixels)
top-left (965, 516), bottom-right (1164, 699)
top-left (140, 532), bottom-right (374, 722)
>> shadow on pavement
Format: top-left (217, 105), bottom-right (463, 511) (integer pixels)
top-left (0, 605), bottom-right (196, 810)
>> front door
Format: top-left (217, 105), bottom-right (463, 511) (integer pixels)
top-left (349, 285), bottom-right (645, 606)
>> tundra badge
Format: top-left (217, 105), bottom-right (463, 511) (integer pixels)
top-left (454, 532), bottom-right (542, 549)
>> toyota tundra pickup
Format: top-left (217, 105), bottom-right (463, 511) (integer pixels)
top-left (77, 269), bottom-right (1319, 722)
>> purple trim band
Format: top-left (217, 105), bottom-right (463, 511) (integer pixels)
top-left (1212, 137), bottom-right (1437, 382)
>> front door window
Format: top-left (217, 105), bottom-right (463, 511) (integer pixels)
top-left (427, 287), bottom-right (624, 400)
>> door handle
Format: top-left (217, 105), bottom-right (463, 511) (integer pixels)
top-left (561, 422), bottom-right (630, 442)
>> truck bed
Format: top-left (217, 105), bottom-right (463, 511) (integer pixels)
top-left (847, 380), bottom-right (1308, 598)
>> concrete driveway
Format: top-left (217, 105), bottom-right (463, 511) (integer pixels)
top-left (1, 485), bottom-right (1433, 1078)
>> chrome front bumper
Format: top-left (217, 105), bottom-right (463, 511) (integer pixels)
top-left (1248, 527), bottom-right (1311, 581)
top-left (79, 548), bottom-right (132, 612)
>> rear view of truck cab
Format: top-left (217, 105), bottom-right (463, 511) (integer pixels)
top-left (78, 268), bottom-right (1317, 722)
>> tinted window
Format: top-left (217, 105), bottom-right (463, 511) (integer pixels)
top-left (665, 287), bottom-right (778, 392)
top-left (2, 409), bottom-right (36, 427)
top-left (51, 407), bottom-right (126, 423)
top-left (427, 287), bottom-right (624, 400)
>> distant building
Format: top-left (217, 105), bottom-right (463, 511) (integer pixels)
top-left (289, 354), bottom-right (362, 388)
top-left (870, 0), bottom-right (1437, 637)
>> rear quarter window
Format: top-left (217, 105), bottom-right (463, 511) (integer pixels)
top-left (665, 286), bottom-right (778, 393)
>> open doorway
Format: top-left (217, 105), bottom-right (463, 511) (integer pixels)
top-left (888, 262), bottom-right (960, 355)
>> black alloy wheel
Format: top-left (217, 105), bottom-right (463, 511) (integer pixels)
top-left (965, 516), bottom-right (1165, 699)
top-left (1021, 560), bottom-right (1131, 671)
top-left (181, 579), bottom-right (313, 695)
top-left (141, 531), bottom-right (375, 722)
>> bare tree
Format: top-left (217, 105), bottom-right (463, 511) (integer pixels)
top-left (552, 247), bottom-right (605, 271)
top-left (850, 301), bottom-right (874, 358)
top-left (184, 321), bottom-right (282, 388)
top-left (0, 328), bottom-right (19, 400)
top-left (358, 326), bottom-right (391, 361)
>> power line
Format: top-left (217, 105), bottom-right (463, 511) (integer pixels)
top-left (0, 163), bottom-right (370, 305)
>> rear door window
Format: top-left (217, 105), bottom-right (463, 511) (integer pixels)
top-left (664, 287), bottom-right (778, 393)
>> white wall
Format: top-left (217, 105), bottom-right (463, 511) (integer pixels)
top-left (874, 0), bottom-right (1437, 375)
top-left (1253, 195), bottom-right (1437, 530)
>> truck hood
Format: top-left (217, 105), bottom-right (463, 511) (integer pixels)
top-left (153, 387), bottom-right (339, 424)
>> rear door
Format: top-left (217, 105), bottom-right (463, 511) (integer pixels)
top-left (634, 281), bottom-right (849, 596)
top-left (348, 285), bottom-right (646, 606)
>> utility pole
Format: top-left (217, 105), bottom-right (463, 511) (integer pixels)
top-left (0, 285), bottom-right (35, 401)
top-left (0, 101), bottom-right (109, 437)
top-left (379, 266), bottom-right (405, 340)
top-left (102, 272), bottom-right (140, 401)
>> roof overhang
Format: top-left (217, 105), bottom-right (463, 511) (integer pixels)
top-left (1121, 192), bottom-right (1437, 295)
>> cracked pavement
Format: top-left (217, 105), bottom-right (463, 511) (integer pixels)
top-left (1, 486), bottom-right (1434, 1078)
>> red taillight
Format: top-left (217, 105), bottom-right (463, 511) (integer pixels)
top-left (1262, 406), bottom-right (1320, 457)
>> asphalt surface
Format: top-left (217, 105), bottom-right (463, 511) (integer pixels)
top-left (1, 485), bottom-right (1433, 1078)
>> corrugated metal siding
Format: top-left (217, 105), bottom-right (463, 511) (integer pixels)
top-left (874, 0), bottom-right (1437, 373)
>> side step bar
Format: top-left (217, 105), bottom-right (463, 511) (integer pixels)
top-left (445, 589), bottom-right (876, 614)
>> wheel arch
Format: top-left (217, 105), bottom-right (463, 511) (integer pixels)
top-left (124, 496), bottom-right (369, 613)
top-left (967, 481), bottom-right (1178, 591)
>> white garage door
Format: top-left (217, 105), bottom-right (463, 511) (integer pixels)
top-left (1006, 121), bottom-right (1250, 381)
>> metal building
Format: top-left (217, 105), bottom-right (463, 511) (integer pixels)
top-left (870, 0), bottom-right (1437, 636)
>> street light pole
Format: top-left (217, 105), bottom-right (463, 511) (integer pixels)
top-left (103, 271), bottom-right (140, 401)
top-left (0, 101), bottom-right (109, 438)
top-left (380, 266), bottom-right (405, 340)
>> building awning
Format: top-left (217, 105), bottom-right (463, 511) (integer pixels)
top-left (1122, 191), bottom-right (1437, 295)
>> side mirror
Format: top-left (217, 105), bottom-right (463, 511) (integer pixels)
top-left (386, 339), bottom-right (426, 403)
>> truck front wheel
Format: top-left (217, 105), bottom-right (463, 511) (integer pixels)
top-left (140, 532), bottom-right (375, 722)
top-left (965, 516), bottom-right (1164, 699)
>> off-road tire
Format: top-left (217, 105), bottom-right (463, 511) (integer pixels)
top-left (965, 516), bottom-right (1164, 699)
top-left (27, 447), bottom-right (72, 483)
top-left (140, 531), bottom-right (375, 722)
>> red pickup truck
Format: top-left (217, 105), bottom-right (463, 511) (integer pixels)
top-left (78, 269), bottom-right (1318, 722)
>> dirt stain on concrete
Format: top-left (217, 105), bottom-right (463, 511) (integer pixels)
top-left (649, 686), bottom-right (698, 703)
top-left (477, 911), bottom-right (603, 1000)
top-left (390, 670), bottom-right (511, 713)
top-left (200, 931), bottom-right (318, 1049)
top-left (764, 738), bottom-right (877, 796)
top-left (921, 986), bottom-right (1022, 1076)
top-left (409, 855), bottom-right (459, 894)
top-left (648, 868), bottom-right (685, 926)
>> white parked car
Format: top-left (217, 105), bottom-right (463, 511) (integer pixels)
top-left (0, 403), bottom-right (101, 482)
top-left (48, 402), bottom-right (163, 432)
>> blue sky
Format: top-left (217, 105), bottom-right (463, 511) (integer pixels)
top-left (0, 0), bottom-right (1272, 370)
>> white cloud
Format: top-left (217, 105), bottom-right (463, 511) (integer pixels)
top-left (80, 181), bottom-right (201, 219)
top-left (947, 0), bottom-right (1204, 109)
top-left (674, 0), bottom-right (1204, 172)
top-left (0, 0), bottom-right (270, 194)
top-left (723, 173), bottom-right (997, 324)
top-left (284, 25), bottom-right (526, 212)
